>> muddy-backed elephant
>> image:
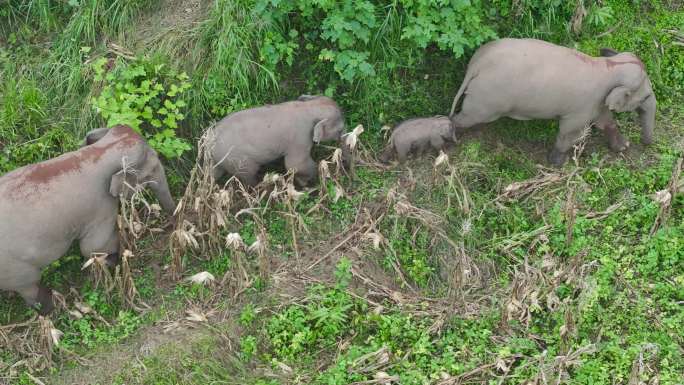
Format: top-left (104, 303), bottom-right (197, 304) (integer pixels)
top-left (0, 125), bottom-right (175, 313)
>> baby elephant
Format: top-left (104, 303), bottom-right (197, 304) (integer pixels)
top-left (0, 125), bottom-right (176, 314)
top-left (209, 95), bottom-right (347, 187)
top-left (380, 116), bottom-right (455, 163)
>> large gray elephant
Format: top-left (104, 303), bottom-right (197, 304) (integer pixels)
top-left (0, 125), bottom-right (175, 313)
top-left (449, 38), bottom-right (656, 166)
top-left (209, 95), bottom-right (347, 187)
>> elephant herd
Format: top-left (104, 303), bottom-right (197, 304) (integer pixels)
top-left (0, 38), bottom-right (656, 314)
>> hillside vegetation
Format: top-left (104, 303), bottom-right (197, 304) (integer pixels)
top-left (1, 1), bottom-right (683, 384)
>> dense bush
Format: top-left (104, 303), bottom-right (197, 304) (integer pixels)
top-left (90, 56), bottom-right (192, 158)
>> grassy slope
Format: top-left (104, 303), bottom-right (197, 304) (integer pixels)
top-left (1, 0), bottom-right (683, 384)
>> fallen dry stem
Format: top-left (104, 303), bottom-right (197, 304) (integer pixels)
top-left (650, 156), bottom-right (683, 235)
top-left (497, 169), bottom-right (572, 202)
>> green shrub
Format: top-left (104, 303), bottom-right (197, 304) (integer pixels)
top-left (90, 56), bottom-right (192, 158)
top-left (255, 0), bottom-right (495, 83)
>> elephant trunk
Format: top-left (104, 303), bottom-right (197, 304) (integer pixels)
top-left (151, 169), bottom-right (176, 215)
top-left (638, 95), bottom-right (656, 145)
top-left (337, 137), bottom-right (350, 165)
top-left (339, 137), bottom-right (356, 178)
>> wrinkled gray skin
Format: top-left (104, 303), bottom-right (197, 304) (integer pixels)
top-left (449, 39), bottom-right (656, 166)
top-left (380, 116), bottom-right (455, 163)
top-left (0, 125), bottom-right (175, 314)
top-left (210, 95), bottom-right (347, 187)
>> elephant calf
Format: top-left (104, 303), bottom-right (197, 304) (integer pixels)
top-left (449, 38), bottom-right (656, 166)
top-left (380, 116), bottom-right (455, 163)
top-left (0, 125), bottom-right (176, 313)
top-left (209, 95), bottom-right (347, 187)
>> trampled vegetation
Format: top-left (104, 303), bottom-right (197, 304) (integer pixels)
top-left (1, 0), bottom-right (683, 384)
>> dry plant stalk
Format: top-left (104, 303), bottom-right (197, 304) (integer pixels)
top-left (501, 235), bottom-right (597, 331)
top-left (168, 126), bottom-right (243, 278)
top-left (531, 344), bottom-right (596, 385)
top-left (38, 317), bottom-right (61, 365)
top-left (571, 124), bottom-right (593, 168)
top-left (169, 220), bottom-right (201, 279)
top-left (114, 250), bottom-right (149, 311)
top-left (498, 170), bottom-right (569, 202)
top-left (318, 147), bottom-right (348, 206)
top-left (348, 346), bottom-right (393, 379)
top-left (117, 169), bottom-right (167, 254)
top-left (650, 157), bottom-right (683, 235)
top-left (570, 0), bottom-right (587, 34)
top-left (446, 241), bottom-right (483, 296)
top-left (251, 226), bottom-right (270, 280)
top-left (261, 170), bottom-right (307, 260)
top-left (0, 317), bottom-right (58, 376)
top-left (83, 253), bottom-right (115, 294)
top-left (628, 343), bottom-right (660, 385)
top-left (564, 188), bottom-right (576, 247)
top-left (223, 232), bottom-right (251, 291)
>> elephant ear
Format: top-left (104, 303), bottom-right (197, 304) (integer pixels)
top-left (600, 48), bottom-right (619, 57)
top-left (312, 118), bottom-right (329, 143)
top-left (83, 128), bottom-right (110, 147)
top-left (439, 120), bottom-right (453, 137)
top-left (605, 86), bottom-right (632, 112)
top-left (109, 170), bottom-right (127, 198)
top-left (109, 143), bottom-right (148, 198)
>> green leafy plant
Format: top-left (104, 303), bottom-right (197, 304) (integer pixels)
top-left (266, 285), bottom-right (360, 361)
top-left (240, 335), bottom-right (258, 360)
top-left (90, 57), bottom-right (192, 158)
top-left (586, 4), bottom-right (614, 28)
top-left (240, 304), bottom-right (257, 327)
top-left (255, 0), bottom-right (495, 82)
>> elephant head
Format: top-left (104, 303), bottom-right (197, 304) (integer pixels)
top-left (601, 48), bottom-right (657, 145)
top-left (84, 126), bottom-right (177, 215)
top-left (434, 116), bottom-right (455, 140)
top-left (301, 95), bottom-right (352, 168)
top-left (299, 95), bottom-right (346, 144)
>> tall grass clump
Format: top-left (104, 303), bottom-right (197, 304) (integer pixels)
top-left (186, 0), bottom-right (279, 128)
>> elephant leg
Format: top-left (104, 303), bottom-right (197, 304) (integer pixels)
top-left (105, 252), bottom-right (120, 267)
top-left (379, 146), bottom-right (395, 164)
top-left (234, 160), bottom-right (260, 187)
top-left (549, 117), bottom-right (588, 167)
top-left (417, 143), bottom-right (430, 157)
top-left (212, 165), bottom-right (226, 183)
top-left (80, 218), bottom-right (120, 265)
top-left (430, 136), bottom-right (446, 153)
top-left (395, 142), bottom-right (410, 163)
top-left (15, 269), bottom-right (54, 315)
top-left (596, 109), bottom-right (629, 152)
top-left (285, 153), bottom-right (317, 187)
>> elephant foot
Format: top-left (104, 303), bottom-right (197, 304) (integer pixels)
top-left (604, 124), bottom-right (630, 152)
top-left (105, 252), bottom-right (121, 267)
top-left (36, 285), bottom-right (54, 315)
top-left (641, 133), bottom-right (654, 146)
top-left (547, 148), bottom-right (568, 167)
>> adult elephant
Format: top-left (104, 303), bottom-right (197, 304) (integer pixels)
top-left (449, 38), bottom-right (656, 166)
top-left (0, 125), bottom-right (176, 314)
top-left (209, 95), bottom-right (347, 187)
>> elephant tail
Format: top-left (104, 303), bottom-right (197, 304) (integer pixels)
top-left (449, 69), bottom-right (477, 117)
top-left (379, 134), bottom-right (395, 164)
